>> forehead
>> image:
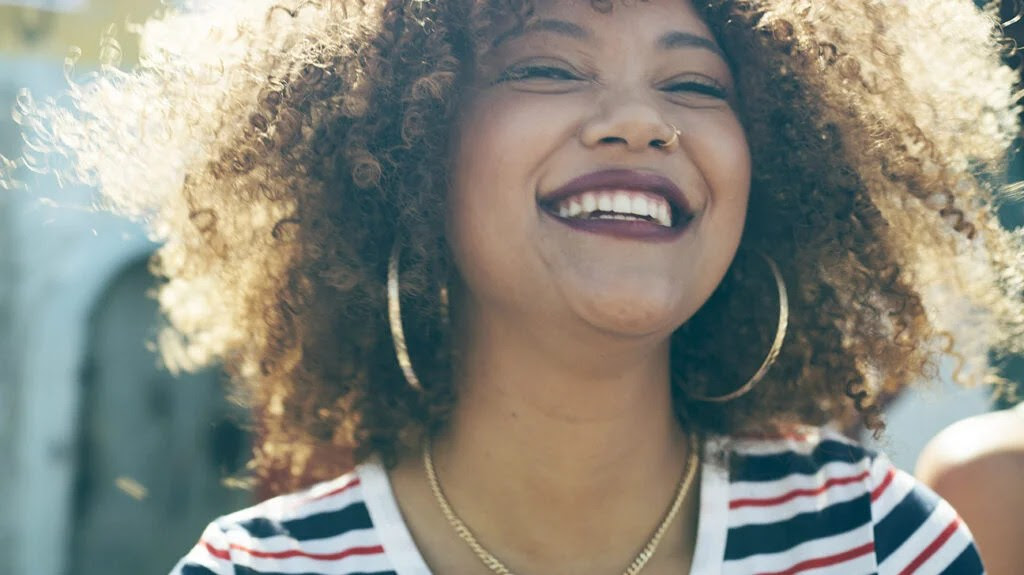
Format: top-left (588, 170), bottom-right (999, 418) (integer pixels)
top-left (482, 0), bottom-right (726, 68)
top-left (527, 0), bottom-right (713, 37)
top-left (484, 0), bottom-right (722, 59)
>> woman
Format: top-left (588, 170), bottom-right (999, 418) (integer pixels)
top-left (8, 0), bottom-right (1023, 573)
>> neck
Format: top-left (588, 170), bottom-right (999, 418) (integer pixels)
top-left (446, 327), bottom-right (682, 488)
top-left (423, 308), bottom-right (695, 572)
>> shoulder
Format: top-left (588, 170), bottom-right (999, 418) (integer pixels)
top-left (726, 425), bottom-right (876, 483)
top-left (724, 427), bottom-right (879, 533)
top-left (723, 427), bottom-right (984, 574)
top-left (916, 406), bottom-right (1024, 491)
top-left (213, 468), bottom-right (374, 542)
top-left (916, 407), bottom-right (1024, 574)
top-left (915, 407), bottom-right (1024, 526)
top-left (169, 466), bottom-right (392, 575)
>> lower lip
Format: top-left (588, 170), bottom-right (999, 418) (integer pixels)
top-left (543, 209), bottom-right (692, 242)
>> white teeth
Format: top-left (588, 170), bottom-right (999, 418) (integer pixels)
top-left (553, 190), bottom-right (676, 228)
top-left (569, 198), bottom-right (583, 218)
top-left (613, 193), bottom-right (632, 214)
top-left (658, 203), bottom-right (671, 227)
top-left (632, 195), bottom-right (649, 218)
top-left (582, 192), bottom-right (597, 213)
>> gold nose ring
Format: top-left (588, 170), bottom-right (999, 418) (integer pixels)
top-left (658, 125), bottom-right (680, 150)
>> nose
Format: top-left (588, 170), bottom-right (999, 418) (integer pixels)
top-left (578, 90), bottom-right (679, 152)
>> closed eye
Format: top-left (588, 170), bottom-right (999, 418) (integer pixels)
top-left (663, 80), bottom-right (728, 99)
top-left (495, 65), bottom-right (582, 84)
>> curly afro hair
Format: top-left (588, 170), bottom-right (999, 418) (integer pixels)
top-left (6, 0), bottom-right (1024, 492)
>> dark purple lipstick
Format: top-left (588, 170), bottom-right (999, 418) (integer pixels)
top-left (540, 169), bottom-right (694, 242)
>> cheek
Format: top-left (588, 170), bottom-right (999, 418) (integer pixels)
top-left (688, 113), bottom-right (751, 293)
top-left (451, 91), bottom-right (569, 184)
top-left (448, 101), bottom-right (520, 245)
top-left (446, 95), bottom-right (548, 289)
top-left (446, 93), bottom-right (573, 244)
top-left (697, 113), bottom-right (751, 219)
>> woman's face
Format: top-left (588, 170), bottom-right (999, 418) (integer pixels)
top-left (448, 0), bottom-right (750, 340)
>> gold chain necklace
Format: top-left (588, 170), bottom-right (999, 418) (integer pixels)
top-left (422, 433), bottom-right (700, 575)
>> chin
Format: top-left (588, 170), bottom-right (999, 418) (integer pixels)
top-left (570, 292), bottom-right (687, 338)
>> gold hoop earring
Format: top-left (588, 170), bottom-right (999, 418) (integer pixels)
top-left (686, 251), bottom-right (789, 403)
top-left (388, 241), bottom-right (424, 392)
top-left (656, 124), bottom-right (681, 150)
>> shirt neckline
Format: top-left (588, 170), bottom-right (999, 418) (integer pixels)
top-left (357, 437), bottom-right (729, 575)
top-left (358, 458), bottom-right (435, 574)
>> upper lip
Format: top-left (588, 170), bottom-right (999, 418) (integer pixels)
top-left (541, 168), bottom-right (693, 216)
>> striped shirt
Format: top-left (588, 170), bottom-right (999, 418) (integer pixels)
top-left (170, 428), bottom-right (985, 574)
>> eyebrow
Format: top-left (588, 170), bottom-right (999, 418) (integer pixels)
top-left (526, 18), bottom-right (590, 40)
top-left (658, 31), bottom-right (727, 61)
top-left (493, 18), bottom-right (727, 62)
top-left (492, 18), bottom-right (588, 47)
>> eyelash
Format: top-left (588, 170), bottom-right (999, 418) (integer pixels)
top-left (662, 80), bottom-right (728, 99)
top-left (495, 65), bottom-right (580, 83)
top-left (496, 65), bottom-right (728, 99)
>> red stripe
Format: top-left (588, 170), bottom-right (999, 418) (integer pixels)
top-left (871, 468), bottom-right (895, 502)
top-left (203, 541), bottom-right (231, 561)
top-left (202, 538), bottom-right (384, 562)
top-left (756, 542), bottom-right (875, 575)
top-left (310, 476), bottom-right (361, 501)
top-left (731, 471), bottom-right (870, 509)
top-left (227, 543), bottom-right (385, 561)
top-left (898, 518), bottom-right (960, 575)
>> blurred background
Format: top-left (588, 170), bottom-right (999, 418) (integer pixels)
top-left (1, 2), bottom-right (252, 574)
top-left (0, 1), bottom-right (1021, 574)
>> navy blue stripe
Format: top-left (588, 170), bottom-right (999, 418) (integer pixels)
top-left (939, 543), bottom-right (985, 574)
top-left (179, 566), bottom-right (220, 575)
top-left (873, 484), bottom-right (940, 563)
top-left (731, 439), bottom-right (871, 482)
top-left (724, 492), bottom-right (872, 559)
top-left (236, 500), bottom-right (374, 540)
top-left (233, 568), bottom-right (396, 575)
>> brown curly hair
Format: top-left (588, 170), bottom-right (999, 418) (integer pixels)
top-left (6, 0), bottom-right (1024, 492)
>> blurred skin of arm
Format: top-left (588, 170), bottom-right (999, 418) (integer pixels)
top-left (915, 405), bottom-right (1024, 575)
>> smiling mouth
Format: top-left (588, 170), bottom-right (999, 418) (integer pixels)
top-left (548, 189), bottom-right (677, 227)
top-left (538, 170), bottom-right (695, 241)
